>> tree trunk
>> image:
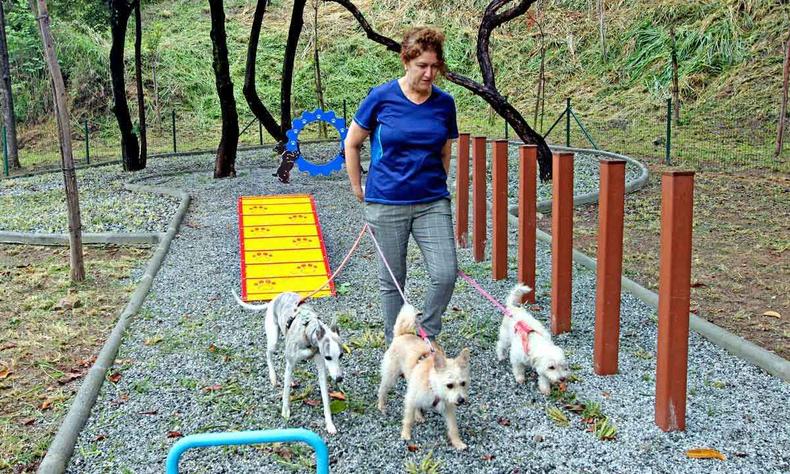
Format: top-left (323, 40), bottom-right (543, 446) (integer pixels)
top-left (243, 0), bottom-right (285, 150)
top-left (209, 0), bottom-right (238, 178)
top-left (775, 37), bottom-right (790, 158)
top-left (670, 27), bottom-right (680, 125)
top-left (134, 2), bottom-right (147, 167)
top-left (312, 0), bottom-right (327, 138)
top-left (33, 0), bottom-right (85, 281)
top-left (109, 0), bottom-right (141, 171)
top-left (281, 0), bottom-right (307, 137)
top-left (598, 0), bottom-right (606, 62)
top-left (533, 4), bottom-right (545, 132)
top-left (0, 1), bottom-right (19, 169)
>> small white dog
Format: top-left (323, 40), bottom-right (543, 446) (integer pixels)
top-left (496, 284), bottom-right (569, 395)
top-left (378, 303), bottom-right (471, 450)
top-left (232, 290), bottom-right (344, 434)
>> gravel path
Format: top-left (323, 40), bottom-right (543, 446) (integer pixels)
top-left (4, 147), bottom-right (787, 473)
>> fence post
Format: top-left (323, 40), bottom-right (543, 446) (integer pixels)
top-left (551, 152), bottom-right (574, 335)
top-left (172, 109), bottom-right (177, 153)
top-left (84, 120), bottom-right (90, 164)
top-left (492, 139), bottom-right (508, 280)
top-left (594, 159), bottom-right (626, 375)
top-left (655, 170), bottom-right (695, 432)
top-left (472, 136), bottom-right (487, 262)
top-left (455, 133), bottom-right (470, 248)
top-left (259, 120), bottom-right (263, 145)
top-left (665, 98), bottom-right (672, 165)
top-left (518, 145), bottom-right (537, 303)
top-left (566, 97), bottom-right (571, 147)
top-left (2, 126), bottom-right (7, 177)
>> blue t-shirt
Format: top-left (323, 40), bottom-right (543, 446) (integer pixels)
top-left (353, 80), bottom-right (459, 204)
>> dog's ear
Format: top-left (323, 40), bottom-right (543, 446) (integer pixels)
top-left (329, 316), bottom-right (339, 335)
top-left (456, 348), bottom-right (471, 368)
top-left (314, 324), bottom-right (326, 341)
top-left (433, 351), bottom-right (447, 369)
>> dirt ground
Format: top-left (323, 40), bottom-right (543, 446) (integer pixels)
top-left (0, 245), bottom-right (151, 472)
top-left (538, 164), bottom-right (789, 360)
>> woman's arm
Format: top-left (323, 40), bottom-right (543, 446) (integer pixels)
top-left (344, 122), bottom-right (371, 202)
top-left (441, 138), bottom-right (454, 174)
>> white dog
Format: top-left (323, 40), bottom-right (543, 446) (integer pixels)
top-left (232, 290), bottom-right (344, 434)
top-left (378, 303), bottom-right (471, 450)
top-left (496, 284), bottom-right (569, 395)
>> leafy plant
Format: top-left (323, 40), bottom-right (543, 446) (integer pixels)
top-left (405, 450), bottom-right (442, 474)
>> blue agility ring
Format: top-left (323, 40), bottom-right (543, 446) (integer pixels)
top-left (285, 108), bottom-right (348, 176)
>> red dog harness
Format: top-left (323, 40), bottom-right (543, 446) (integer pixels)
top-left (514, 320), bottom-right (536, 355)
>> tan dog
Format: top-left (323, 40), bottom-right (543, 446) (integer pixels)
top-left (377, 303), bottom-right (471, 450)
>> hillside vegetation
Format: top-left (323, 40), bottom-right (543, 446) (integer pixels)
top-left (4, 0), bottom-right (789, 168)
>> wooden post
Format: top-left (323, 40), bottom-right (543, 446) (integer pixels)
top-left (655, 171), bottom-right (695, 432)
top-left (455, 133), bottom-right (471, 247)
top-left (472, 136), bottom-right (487, 262)
top-left (518, 145), bottom-right (537, 303)
top-left (492, 140), bottom-right (508, 280)
top-left (594, 159), bottom-right (626, 375)
top-left (551, 152), bottom-right (573, 334)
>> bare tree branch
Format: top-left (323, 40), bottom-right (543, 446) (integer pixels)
top-left (324, 0), bottom-right (552, 180)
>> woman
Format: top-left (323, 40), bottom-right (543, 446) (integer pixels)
top-left (344, 26), bottom-right (458, 344)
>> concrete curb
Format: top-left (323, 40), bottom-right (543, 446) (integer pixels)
top-left (37, 184), bottom-right (191, 474)
top-left (508, 145), bottom-right (651, 215)
top-left (0, 231), bottom-right (162, 246)
top-left (505, 209), bottom-right (790, 382)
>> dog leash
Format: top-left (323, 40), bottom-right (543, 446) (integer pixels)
top-left (300, 223), bottom-right (369, 303)
top-left (366, 226), bottom-right (436, 354)
top-left (456, 269), bottom-right (535, 354)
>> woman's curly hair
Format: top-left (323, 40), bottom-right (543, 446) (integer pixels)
top-left (400, 27), bottom-right (447, 74)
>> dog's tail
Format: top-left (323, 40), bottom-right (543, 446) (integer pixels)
top-left (506, 284), bottom-right (533, 308)
top-left (393, 303), bottom-right (420, 337)
top-left (231, 289), bottom-right (270, 311)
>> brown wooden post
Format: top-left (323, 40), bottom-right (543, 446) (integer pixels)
top-left (472, 136), bottom-right (487, 262)
top-left (518, 145), bottom-right (537, 303)
top-left (492, 139), bottom-right (508, 280)
top-left (551, 152), bottom-right (573, 334)
top-left (455, 133), bottom-right (471, 247)
top-left (594, 159), bottom-right (626, 375)
top-left (655, 170), bottom-right (695, 432)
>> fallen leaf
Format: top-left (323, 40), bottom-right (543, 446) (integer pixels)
top-left (108, 372), bottom-right (122, 384)
top-left (166, 431), bottom-right (183, 439)
top-left (303, 399), bottom-right (320, 407)
top-left (602, 391), bottom-right (611, 398)
top-left (406, 444), bottom-right (419, 452)
top-left (558, 382), bottom-right (568, 392)
top-left (0, 367), bottom-right (11, 379)
top-left (58, 372), bottom-right (83, 385)
top-left (762, 310), bottom-right (781, 319)
top-left (342, 343), bottom-right (352, 354)
top-left (112, 393), bottom-right (129, 405)
top-left (497, 417), bottom-right (511, 426)
top-left (690, 281), bottom-right (706, 288)
top-left (144, 335), bottom-right (163, 346)
top-left (20, 418), bottom-right (36, 426)
top-left (78, 356), bottom-right (97, 368)
top-left (482, 454), bottom-right (495, 461)
top-left (202, 384), bottom-right (222, 393)
top-left (40, 398), bottom-right (56, 410)
top-left (0, 343), bottom-right (17, 351)
top-left (451, 306), bottom-right (462, 312)
top-left (686, 448), bottom-right (726, 461)
top-left (208, 344), bottom-right (218, 352)
top-left (139, 410), bottom-right (158, 415)
top-left (564, 403), bottom-right (586, 413)
top-left (329, 391), bottom-right (346, 401)
top-left (93, 434), bottom-right (107, 442)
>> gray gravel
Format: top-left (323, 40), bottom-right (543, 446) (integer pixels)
top-left (4, 147), bottom-right (787, 473)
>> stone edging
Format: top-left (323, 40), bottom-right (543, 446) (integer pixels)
top-left (36, 183), bottom-right (191, 474)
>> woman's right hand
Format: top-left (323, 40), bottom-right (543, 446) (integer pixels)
top-left (352, 184), bottom-right (364, 202)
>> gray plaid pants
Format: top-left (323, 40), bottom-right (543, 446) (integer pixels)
top-left (364, 198), bottom-right (457, 343)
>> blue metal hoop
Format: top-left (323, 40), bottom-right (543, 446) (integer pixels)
top-left (285, 108), bottom-right (347, 176)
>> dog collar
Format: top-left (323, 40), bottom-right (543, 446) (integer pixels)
top-left (514, 320), bottom-right (536, 354)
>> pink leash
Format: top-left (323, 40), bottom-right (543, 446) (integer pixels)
top-left (300, 223), bottom-right (369, 303)
top-left (367, 226), bottom-right (436, 354)
top-left (457, 269), bottom-right (534, 354)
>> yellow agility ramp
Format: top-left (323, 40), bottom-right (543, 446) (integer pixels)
top-left (238, 194), bottom-right (334, 301)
